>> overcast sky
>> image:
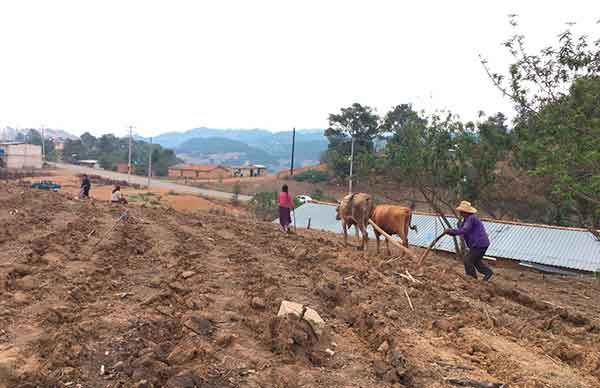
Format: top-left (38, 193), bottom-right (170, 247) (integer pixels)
top-left (0, 1), bottom-right (598, 137)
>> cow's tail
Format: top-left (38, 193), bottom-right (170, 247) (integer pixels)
top-left (409, 200), bottom-right (418, 233)
top-left (365, 196), bottom-right (373, 223)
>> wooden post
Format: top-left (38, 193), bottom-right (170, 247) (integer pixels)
top-left (417, 232), bottom-right (446, 267)
top-left (290, 127), bottom-right (296, 176)
top-left (307, 217), bottom-right (311, 229)
top-left (368, 219), bottom-right (417, 259)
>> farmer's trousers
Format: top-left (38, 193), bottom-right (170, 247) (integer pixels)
top-left (464, 247), bottom-right (493, 279)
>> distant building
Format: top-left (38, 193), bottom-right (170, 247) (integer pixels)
top-left (168, 164), bottom-right (230, 180)
top-left (53, 139), bottom-right (65, 151)
top-left (116, 163), bottom-right (135, 174)
top-left (231, 164), bottom-right (267, 177)
top-left (78, 160), bottom-right (100, 169)
top-left (0, 142), bottom-right (42, 169)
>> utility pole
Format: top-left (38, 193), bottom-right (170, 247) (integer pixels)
top-left (40, 125), bottom-right (45, 163)
top-left (128, 125), bottom-right (133, 183)
top-left (290, 127), bottom-right (296, 176)
top-left (348, 135), bottom-right (355, 195)
top-left (147, 137), bottom-right (152, 188)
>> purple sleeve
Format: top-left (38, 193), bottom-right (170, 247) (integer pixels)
top-left (447, 217), bottom-right (473, 236)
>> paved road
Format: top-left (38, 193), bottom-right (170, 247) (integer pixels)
top-left (51, 162), bottom-right (252, 202)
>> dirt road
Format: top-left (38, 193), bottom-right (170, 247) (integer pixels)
top-left (51, 162), bottom-right (252, 202)
top-left (1, 182), bottom-right (599, 387)
top-left (29, 171), bottom-right (247, 214)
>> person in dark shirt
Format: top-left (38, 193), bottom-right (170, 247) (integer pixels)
top-left (445, 201), bottom-right (493, 281)
top-left (80, 174), bottom-right (91, 198)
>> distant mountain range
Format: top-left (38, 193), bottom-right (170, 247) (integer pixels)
top-left (0, 126), bottom-right (329, 172)
top-left (147, 127), bottom-right (327, 171)
top-left (0, 127), bottom-right (78, 141)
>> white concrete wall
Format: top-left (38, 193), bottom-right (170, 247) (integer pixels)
top-left (0, 144), bottom-right (42, 169)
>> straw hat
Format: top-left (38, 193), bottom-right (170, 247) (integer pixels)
top-left (456, 200), bottom-right (478, 214)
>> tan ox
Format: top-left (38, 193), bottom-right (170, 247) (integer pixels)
top-left (371, 204), bottom-right (418, 255)
top-left (335, 193), bottom-right (373, 251)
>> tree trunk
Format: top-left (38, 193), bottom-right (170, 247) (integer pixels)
top-left (419, 187), bottom-right (464, 259)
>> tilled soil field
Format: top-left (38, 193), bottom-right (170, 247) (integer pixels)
top-left (0, 182), bottom-right (599, 388)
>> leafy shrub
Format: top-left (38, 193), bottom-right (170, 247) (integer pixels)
top-left (250, 191), bottom-right (303, 220)
top-left (250, 191), bottom-right (278, 220)
top-left (308, 188), bottom-right (323, 201)
top-left (232, 181), bottom-right (242, 204)
top-left (293, 169), bottom-right (329, 183)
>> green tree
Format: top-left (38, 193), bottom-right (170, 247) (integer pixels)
top-left (384, 108), bottom-right (462, 211)
top-left (80, 132), bottom-right (97, 152)
top-left (457, 113), bottom-right (512, 216)
top-left (25, 129), bottom-right (57, 161)
top-left (62, 133), bottom-right (179, 176)
top-left (383, 105), bottom-right (512, 255)
top-left (323, 103), bottom-right (380, 179)
top-left (150, 147), bottom-right (178, 176)
top-left (63, 139), bottom-right (87, 162)
top-left (481, 17), bottom-right (600, 227)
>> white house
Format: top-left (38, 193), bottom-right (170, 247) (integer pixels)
top-left (0, 142), bottom-right (42, 169)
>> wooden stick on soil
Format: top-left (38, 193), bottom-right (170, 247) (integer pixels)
top-left (405, 270), bottom-right (421, 283)
top-left (397, 273), bottom-right (414, 282)
top-left (93, 211), bottom-right (129, 247)
top-left (368, 219), bottom-right (417, 260)
top-left (446, 378), bottom-right (506, 388)
top-left (382, 256), bottom-right (402, 266)
top-left (417, 232), bottom-right (447, 267)
top-left (484, 306), bottom-right (494, 330)
top-left (404, 288), bottom-right (414, 311)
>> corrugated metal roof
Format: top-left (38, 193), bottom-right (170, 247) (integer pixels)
top-left (282, 202), bottom-right (600, 272)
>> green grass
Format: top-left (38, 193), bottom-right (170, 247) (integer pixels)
top-left (128, 192), bottom-right (157, 202)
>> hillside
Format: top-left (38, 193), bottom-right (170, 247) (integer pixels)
top-left (0, 127), bottom-right (78, 141)
top-left (176, 137), bottom-right (278, 167)
top-left (1, 182), bottom-right (599, 387)
top-left (152, 127), bottom-right (327, 171)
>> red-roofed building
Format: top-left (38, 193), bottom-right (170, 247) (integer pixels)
top-left (116, 163), bottom-right (136, 174)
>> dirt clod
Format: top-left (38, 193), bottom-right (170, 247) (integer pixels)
top-left (216, 333), bottom-right (235, 348)
top-left (251, 296), bottom-right (266, 310)
top-left (185, 314), bottom-right (214, 337)
top-left (374, 360), bottom-right (392, 379)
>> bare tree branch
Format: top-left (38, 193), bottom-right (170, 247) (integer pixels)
top-left (479, 54), bottom-right (541, 118)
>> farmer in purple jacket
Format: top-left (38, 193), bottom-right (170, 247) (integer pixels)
top-left (445, 201), bottom-right (493, 281)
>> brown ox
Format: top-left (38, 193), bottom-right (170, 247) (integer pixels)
top-left (371, 204), bottom-right (418, 255)
top-left (335, 193), bottom-right (373, 251)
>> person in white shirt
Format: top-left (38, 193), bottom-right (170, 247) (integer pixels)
top-left (111, 185), bottom-right (128, 204)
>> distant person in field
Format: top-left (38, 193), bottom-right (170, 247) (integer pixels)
top-left (278, 184), bottom-right (294, 233)
top-left (111, 185), bottom-right (128, 204)
top-left (445, 201), bottom-right (493, 281)
top-left (80, 174), bottom-right (91, 198)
